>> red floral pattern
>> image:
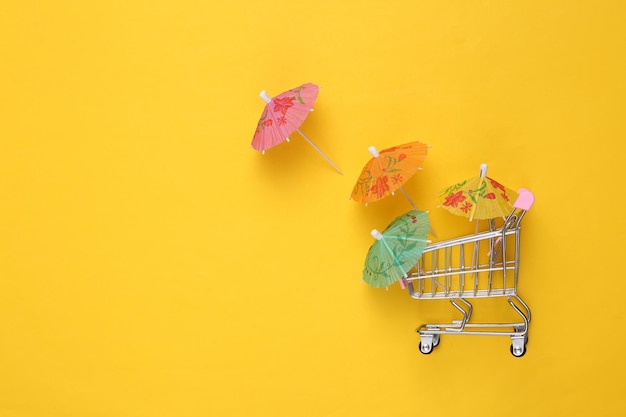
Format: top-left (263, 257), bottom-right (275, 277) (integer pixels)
top-left (489, 179), bottom-right (505, 192)
top-left (460, 201), bottom-right (473, 213)
top-left (273, 97), bottom-right (295, 114)
top-left (443, 191), bottom-right (466, 208)
top-left (370, 176), bottom-right (390, 199)
top-left (489, 179), bottom-right (510, 201)
top-left (391, 173), bottom-right (403, 185)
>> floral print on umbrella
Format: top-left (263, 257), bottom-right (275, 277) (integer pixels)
top-left (363, 210), bottom-right (431, 288)
top-left (252, 83), bottom-right (319, 152)
top-left (351, 141), bottom-right (429, 205)
top-left (251, 83), bottom-right (343, 174)
top-left (439, 171), bottom-right (518, 221)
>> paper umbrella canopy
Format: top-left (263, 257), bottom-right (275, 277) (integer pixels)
top-left (362, 210), bottom-right (430, 288)
top-left (251, 82), bottom-right (342, 174)
top-left (351, 141), bottom-right (428, 208)
top-left (438, 164), bottom-right (518, 221)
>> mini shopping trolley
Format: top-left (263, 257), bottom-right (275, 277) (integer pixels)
top-left (402, 189), bottom-right (535, 357)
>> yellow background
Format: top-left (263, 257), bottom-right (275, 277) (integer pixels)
top-left (1, 1), bottom-right (625, 416)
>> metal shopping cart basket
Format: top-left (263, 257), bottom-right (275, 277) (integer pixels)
top-left (402, 189), bottom-right (535, 357)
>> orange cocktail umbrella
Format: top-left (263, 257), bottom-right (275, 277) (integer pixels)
top-left (350, 141), bottom-right (428, 209)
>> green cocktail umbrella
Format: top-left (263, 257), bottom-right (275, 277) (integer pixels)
top-left (363, 210), bottom-right (430, 288)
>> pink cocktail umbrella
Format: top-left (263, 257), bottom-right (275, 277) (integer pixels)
top-left (251, 82), bottom-right (342, 174)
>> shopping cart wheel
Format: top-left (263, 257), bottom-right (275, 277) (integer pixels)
top-left (419, 342), bottom-right (434, 355)
top-left (510, 343), bottom-right (526, 357)
top-left (418, 333), bottom-right (438, 355)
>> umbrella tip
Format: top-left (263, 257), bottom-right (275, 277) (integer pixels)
top-left (259, 90), bottom-right (272, 104)
top-left (368, 146), bottom-right (379, 157)
top-left (479, 163), bottom-right (488, 177)
top-left (371, 229), bottom-right (383, 240)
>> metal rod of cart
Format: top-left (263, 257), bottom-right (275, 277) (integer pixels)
top-left (403, 189), bottom-right (535, 357)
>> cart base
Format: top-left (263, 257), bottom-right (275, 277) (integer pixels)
top-left (416, 295), bottom-right (531, 357)
top-left (417, 323), bottom-right (529, 357)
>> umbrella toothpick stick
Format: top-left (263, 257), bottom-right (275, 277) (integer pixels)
top-left (296, 128), bottom-right (343, 175)
top-left (398, 185), bottom-right (418, 210)
top-left (469, 163), bottom-right (489, 266)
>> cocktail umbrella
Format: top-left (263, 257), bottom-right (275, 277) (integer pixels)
top-left (351, 141), bottom-right (428, 209)
top-left (438, 164), bottom-right (518, 268)
top-left (251, 82), bottom-right (342, 174)
top-left (362, 210), bottom-right (430, 289)
top-left (438, 164), bottom-right (517, 222)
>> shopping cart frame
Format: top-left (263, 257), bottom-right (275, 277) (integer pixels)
top-left (403, 189), bottom-right (535, 357)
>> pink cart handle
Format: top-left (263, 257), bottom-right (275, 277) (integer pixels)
top-left (399, 277), bottom-right (407, 289)
top-left (514, 189), bottom-right (535, 211)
